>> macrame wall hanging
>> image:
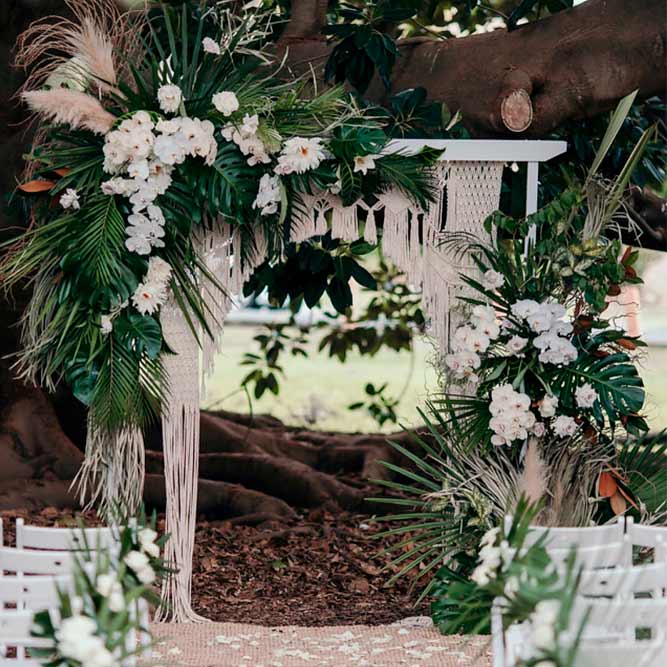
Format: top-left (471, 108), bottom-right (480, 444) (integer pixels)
top-left (156, 155), bottom-right (508, 621)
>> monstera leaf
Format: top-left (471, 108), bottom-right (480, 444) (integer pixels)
top-left (553, 352), bottom-right (646, 428)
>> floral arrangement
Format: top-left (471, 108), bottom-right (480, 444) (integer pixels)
top-left (30, 511), bottom-right (168, 666)
top-left (435, 93), bottom-right (657, 519)
top-left (0, 0), bottom-right (437, 440)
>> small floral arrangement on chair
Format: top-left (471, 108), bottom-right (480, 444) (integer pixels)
top-left (30, 552), bottom-right (146, 667)
top-left (430, 500), bottom-right (586, 667)
top-left (30, 511), bottom-right (169, 666)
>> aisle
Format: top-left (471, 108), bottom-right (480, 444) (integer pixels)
top-left (146, 618), bottom-right (491, 667)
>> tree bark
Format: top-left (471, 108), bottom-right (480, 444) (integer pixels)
top-left (279, 0), bottom-right (666, 138)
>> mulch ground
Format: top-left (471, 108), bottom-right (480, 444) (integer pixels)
top-left (1, 507), bottom-right (429, 626)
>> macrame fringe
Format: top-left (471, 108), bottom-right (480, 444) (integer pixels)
top-left (73, 421), bottom-right (144, 517)
top-left (156, 301), bottom-right (208, 623)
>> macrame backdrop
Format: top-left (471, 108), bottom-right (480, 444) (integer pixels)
top-left (151, 159), bottom-right (504, 621)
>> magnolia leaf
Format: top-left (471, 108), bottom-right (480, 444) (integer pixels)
top-left (598, 471), bottom-right (617, 498)
top-left (609, 492), bottom-right (627, 516)
top-left (19, 179), bottom-right (56, 193)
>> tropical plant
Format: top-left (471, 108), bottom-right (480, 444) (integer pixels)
top-left (0, 1), bottom-right (438, 460)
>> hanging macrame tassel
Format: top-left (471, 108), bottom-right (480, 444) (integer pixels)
top-left (331, 203), bottom-right (358, 241)
top-left (314, 207), bottom-right (328, 236)
top-left (291, 195), bottom-right (318, 243)
top-left (407, 214), bottom-right (422, 287)
top-left (74, 421), bottom-right (145, 517)
top-left (156, 301), bottom-right (208, 624)
top-left (363, 207), bottom-right (377, 244)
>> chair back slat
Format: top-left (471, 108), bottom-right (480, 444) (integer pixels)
top-left (576, 640), bottom-right (667, 667)
top-left (579, 561), bottom-right (667, 597)
top-left (15, 519), bottom-right (115, 551)
top-left (0, 547), bottom-right (75, 576)
top-left (521, 520), bottom-right (625, 550)
top-left (626, 521), bottom-right (667, 549)
top-left (0, 575), bottom-right (73, 609)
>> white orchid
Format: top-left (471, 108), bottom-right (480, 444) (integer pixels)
top-left (353, 154), bottom-right (376, 174)
top-left (575, 382), bottom-right (598, 408)
top-left (157, 84), bottom-right (183, 114)
top-left (60, 188), bottom-right (80, 210)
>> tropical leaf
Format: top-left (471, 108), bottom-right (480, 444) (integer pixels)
top-left (552, 352), bottom-right (645, 428)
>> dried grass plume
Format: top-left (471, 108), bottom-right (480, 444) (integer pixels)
top-left (22, 89), bottom-right (116, 135)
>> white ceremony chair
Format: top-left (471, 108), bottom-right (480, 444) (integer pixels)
top-left (10, 520), bottom-right (150, 659)
top-left (15, 519), bottom-right (116, 552)
top-left (504, 516), bottom-right (631, 569)
top-left (576, 641), bottom-right (667, 667)
top-left (0, 609), bottom-right (55, 667)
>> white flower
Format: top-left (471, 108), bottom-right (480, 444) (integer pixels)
top-left (253, 173), bottom-right (281, 216)
top-left (135, 564), bottom-right (156, 585)
top-left (146, 256), bottom-right (172, 284)
top-left (531, 623), bottom-right (556, 651)
top-left (575, 382), bottom-right (598, 408)
top-left (128, 159), bottom-right (150, 180)
top-left (552, 415), bottom-right (578, 438)
top-left (202, 37), bottom-right (221, 55)
top-left (101, 177), bottom-right (135, 196)
top-left (482, 269), bottom-right (505, 290)
top-left (95, 574), bottom-right (115, 598)
top-left (504, 576), bottom-right (520, 599)
top-left (240, 113), bottom-right (259, 136)
top-left (489, 384), bottom-right (535, 446)
top-left (212, 91), bottom-right (239, 116)
top-left (153, 133), bottom-right (188, 166)
top-left (143, 541), bottom-right (160, 559)
top-left (275, 137), bottom-right (325, 175)
top-left (507, 335), bottom-right (528, 355)
top-left (510, 299), bottom-right (541, 320)
top-left (157, 84), bottom-right (183, 114)
top-left (108, 590), bottom-right (125, 614)
top-left (539, 394), bottom-right (558, 418)
top-left (124, 550), bottom-right (150, 573)
top-left (479, 526), bottom-right (500, 548)
top-left (100, 315), bottom-right (113, 335)
top-left (471, 304), bottom-right (497, 326)
top-left (353, 154), bottom-right (376, 174)
top-left (125, 235), bottom-right (152, 255)
top-left (60, 188), bottom-right (80, 210)
top-left (57, 615), bottom-right (97, 645)
top-left (131, 283), bottom-right (166, 315)
top-left (531, 421), bottom-right (546, 437)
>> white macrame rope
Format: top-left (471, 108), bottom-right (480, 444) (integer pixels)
top-left (156, 300), bottom-right (208, 623)
top-left (122, 159), bottom-right (505, 624)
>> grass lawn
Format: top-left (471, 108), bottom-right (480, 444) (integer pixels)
top-left (204, 325), bottom-right (667, 434)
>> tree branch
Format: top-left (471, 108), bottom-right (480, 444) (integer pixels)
top-left (280, 0), bottom-right (666, 137)
top-left (279, 0), bottom-right (329, 42)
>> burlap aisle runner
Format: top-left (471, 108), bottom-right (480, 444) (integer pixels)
top-left (144, 619), bottom-right (491, 667)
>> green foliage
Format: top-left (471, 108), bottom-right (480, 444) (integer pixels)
top-left (348, 382), bottom-right (400, 426)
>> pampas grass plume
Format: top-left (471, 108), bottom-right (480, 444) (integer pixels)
top-left (22, 89), bottom-right (115, 135)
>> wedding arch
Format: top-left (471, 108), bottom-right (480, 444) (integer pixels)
top-left (0, 0), bottom-right (573, 622)
top-left (158, 138), bottom-right (566, 621)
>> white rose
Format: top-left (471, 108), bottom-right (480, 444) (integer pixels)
top-left (531, 622), bottom-right (556, 650)
top-left (136, 564), bottom-right (156, 585)
top-left (95, 574), bottom-right (116, 598)
top-left (212, 91), bottom-right (240, 116)
top-left (539, 394), bottom-right (558, 418)
top-left (575, 382), bottom-right (598, 408)
top-left (531, 421), bottom-right (546, 437)
top-left (482, 269), bottom-right (504, 290)
top-left (157, 84), bottom-right (183, 114)
top-left (124, 550), bottom-right (150, 572)
top-left (552, 415), bottom-right (578, 438)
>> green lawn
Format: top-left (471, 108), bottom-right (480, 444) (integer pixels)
top-left (203, 325), bottom-right (667, 434)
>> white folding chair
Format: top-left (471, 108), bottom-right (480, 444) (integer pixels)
top-left (0, 609), bottom-right (54, 667)
top-left (0, 574), bottom-right (73, 610)
top-left (506, 517), bottom-right (631, 569)
top-left (626, 518), bottom-right (667, 559)
top-left (15, 519), bottom-right (116, 552)
top-left (0, 548), bottom-right (75, 577)
top-left (576, 641), bottom-right (667, 667)
top-left (579, 560), bottom-right (667, 599)
top-left (11, 521), bottom-right (150, 661)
